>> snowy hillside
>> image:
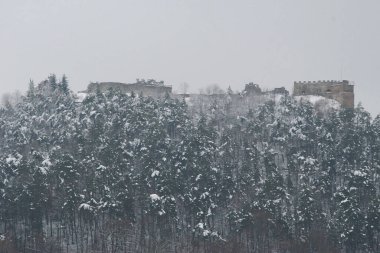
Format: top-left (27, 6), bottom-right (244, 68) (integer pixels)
top-left (0, 76), bottom-right (379, 253)
top-left (295, 95), bottom-right (341, 110)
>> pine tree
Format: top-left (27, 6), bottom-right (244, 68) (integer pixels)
top-left (60, 74), bottom-right (69, 94)
top-left (48, 74), bottom-right (57, 91)
top-left (27, 79), bottom-right (35, 98)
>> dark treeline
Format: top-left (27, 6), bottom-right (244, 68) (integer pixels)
top-left (0, 76), bottom-right (379, 253)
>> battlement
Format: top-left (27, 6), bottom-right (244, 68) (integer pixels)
top-left (294, 80), bottom-right (350, 85)
top-left (293, 80), bottom-right (354, 108)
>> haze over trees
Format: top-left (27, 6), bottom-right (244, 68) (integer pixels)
top-left (0, 76), bottom-right (379, 253)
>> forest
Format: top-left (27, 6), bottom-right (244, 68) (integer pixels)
top-left (0, 75), bottom-right (379, 253)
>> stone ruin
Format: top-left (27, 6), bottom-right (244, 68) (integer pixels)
top-left (87, 79), bottom-right (172, 99)
top-left (84, 79), bottom-right (355, 109)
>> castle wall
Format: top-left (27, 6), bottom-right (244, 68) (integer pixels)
top-left (293, 80), bottom-right (354, 108)
top-left (87, 82), bottom-right (172, 98)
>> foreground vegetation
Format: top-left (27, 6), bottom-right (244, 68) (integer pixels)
top-left (0, 76), bottom-right (379, 252)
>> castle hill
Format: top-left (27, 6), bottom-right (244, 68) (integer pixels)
top-left (2, 1), bottom-right (380, 252)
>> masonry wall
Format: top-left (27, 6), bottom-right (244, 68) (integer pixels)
top-left (87, 82), bottom-right (172, 98)
top-left (293, 80), bottom-right (354, 108)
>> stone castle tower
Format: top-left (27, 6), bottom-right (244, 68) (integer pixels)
top-left (293, 80), bottom-right (354, 108)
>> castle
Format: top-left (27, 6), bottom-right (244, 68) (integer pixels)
top-left (84, 79), bottom-right (355, 109)
top-left (293, 80), bottom-right (354, 108)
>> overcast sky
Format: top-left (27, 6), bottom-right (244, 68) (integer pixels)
top-left (0, 0), bottom-right (379, 116)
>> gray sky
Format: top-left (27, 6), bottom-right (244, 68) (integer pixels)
top-left (1, 0), bottom-right (379, 116)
